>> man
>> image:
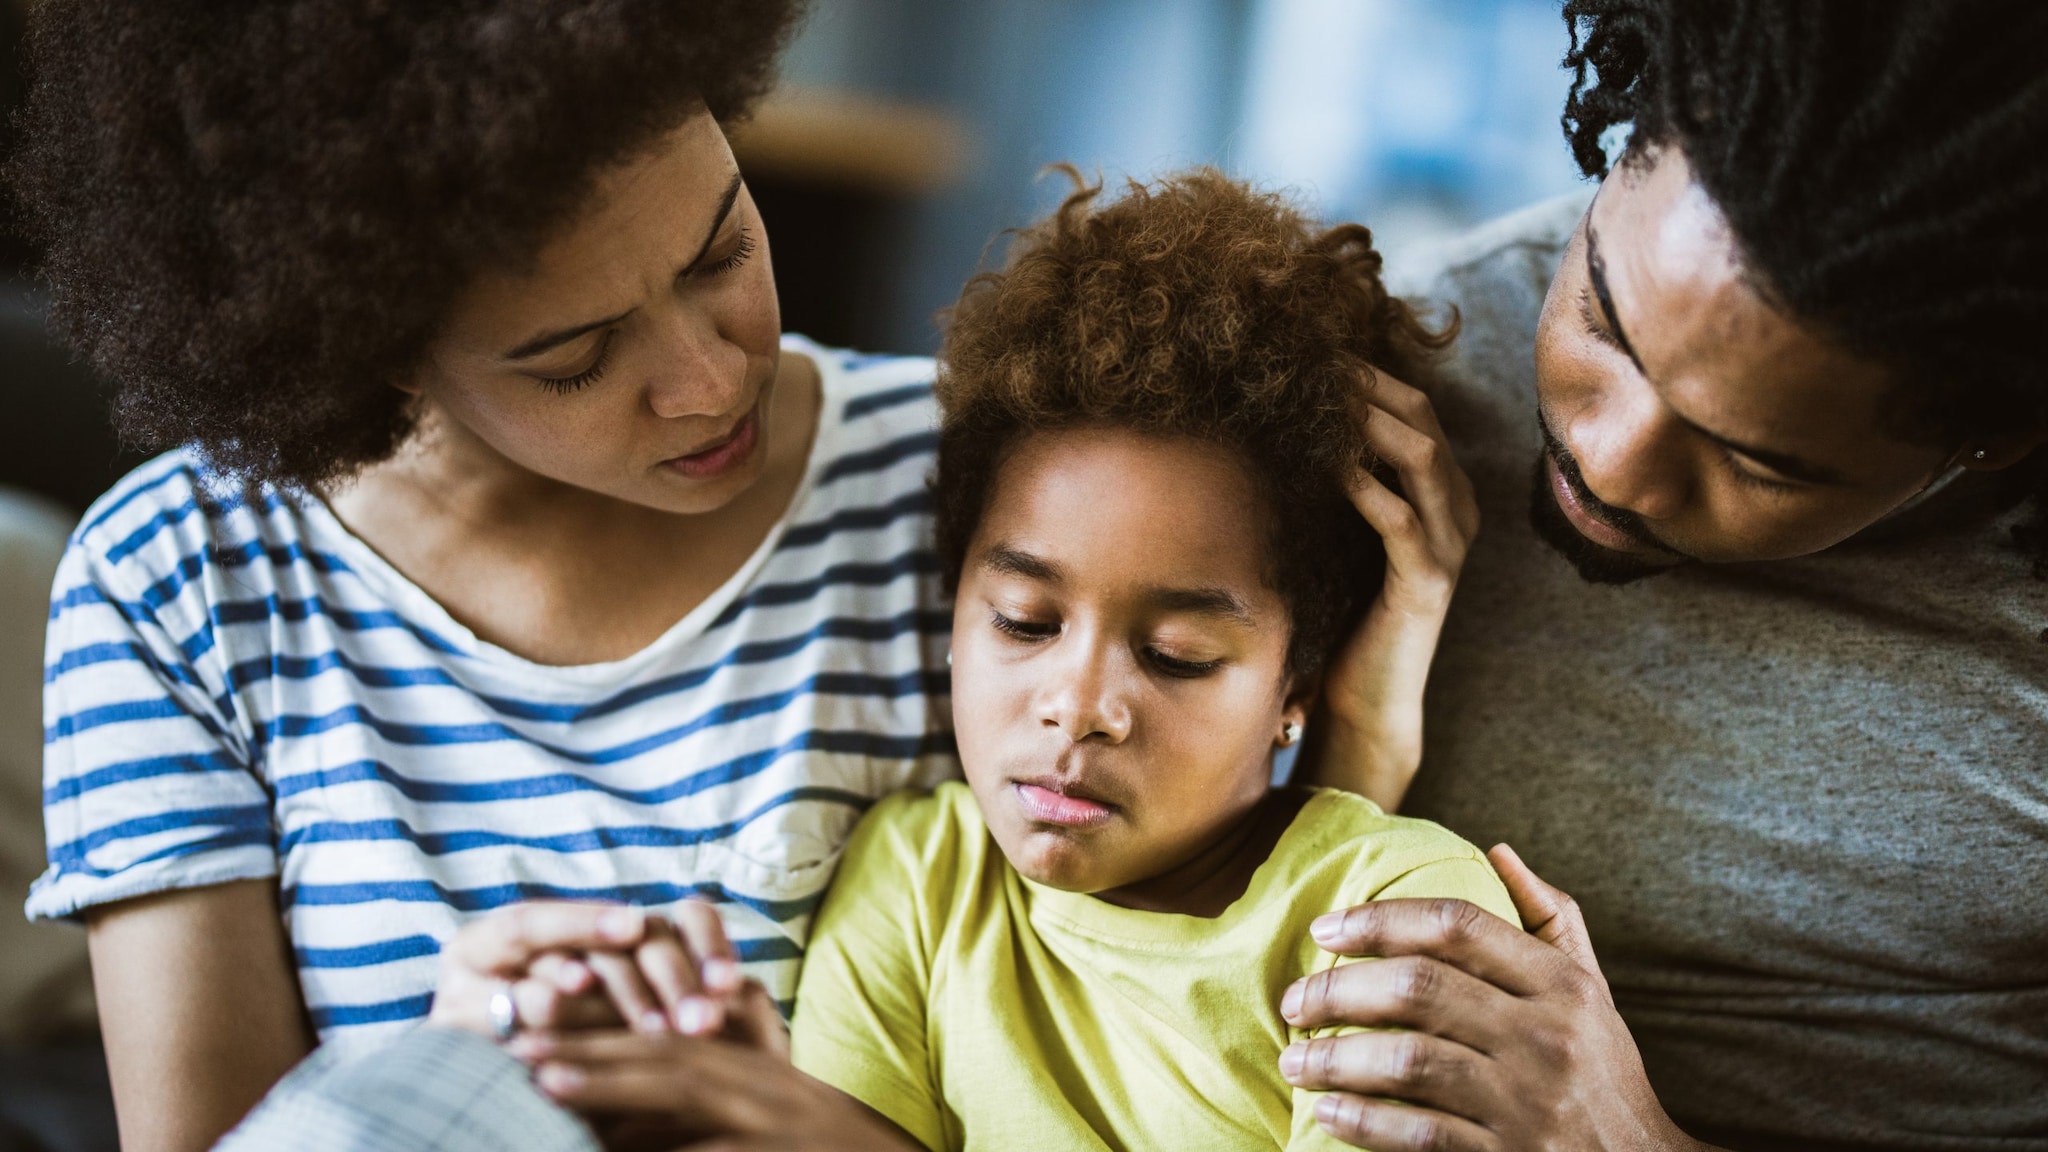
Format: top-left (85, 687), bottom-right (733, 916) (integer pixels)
top-left (1279, 2), bottom-right (2048, 1150)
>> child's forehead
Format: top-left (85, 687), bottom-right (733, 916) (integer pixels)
top-left (974, 428), bottom-right (1282, 600)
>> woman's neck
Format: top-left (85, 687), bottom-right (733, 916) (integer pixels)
top-left (1092, 788), bottom-right (1311, 918)
top-left (324, 352), bottom-right (821, 665)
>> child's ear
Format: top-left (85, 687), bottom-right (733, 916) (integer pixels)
top-left (1276, 677), bottom-right (1318, 748)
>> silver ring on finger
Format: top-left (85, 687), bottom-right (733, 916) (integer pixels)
top-left (487, 982), bottom-right (520, 1042)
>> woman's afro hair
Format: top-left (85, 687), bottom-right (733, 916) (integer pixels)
top-left (934, 168), bottom-right (1454, 684)
top-left (8, 0), bottom-right (805, 488)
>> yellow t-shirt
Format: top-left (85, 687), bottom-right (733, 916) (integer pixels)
top-left (791, 782), bottom-right (1520, 1151)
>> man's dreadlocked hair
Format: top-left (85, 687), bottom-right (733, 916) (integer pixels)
top-left (1560, 0), bottom-right (2048, 572)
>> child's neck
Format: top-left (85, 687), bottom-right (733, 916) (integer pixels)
top-left (1091, 788), bottom-right (1311, 918)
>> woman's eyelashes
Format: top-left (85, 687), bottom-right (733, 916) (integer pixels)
top-left (986, 609), bottom-right (1225, 678)
top-left (699, 226), bottom-right (757, 277)
top-left (536, 331), bottom-right (614, 394)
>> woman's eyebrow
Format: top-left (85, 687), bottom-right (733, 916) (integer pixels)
top-left (502, 170), bottom-right (745, 362)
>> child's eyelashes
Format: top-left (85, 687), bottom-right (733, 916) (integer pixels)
top-left (987, 610), bottom-right (1225, 678)
top-left (989, 610), bottom-right (1057, 641)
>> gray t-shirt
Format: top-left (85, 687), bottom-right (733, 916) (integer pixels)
top-left (1390, 192), bottom-right (2048, 1152)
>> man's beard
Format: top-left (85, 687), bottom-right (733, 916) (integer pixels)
top-left (1527, 423), bottom-right (1689, 586)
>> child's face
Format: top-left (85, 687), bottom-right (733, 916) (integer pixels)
top-left (950, 426), bottom-right (1308, 898)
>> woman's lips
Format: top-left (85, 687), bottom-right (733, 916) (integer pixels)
top-left (1013, 782), bottom-right (1115, 828)
top-left (664, 407), bottom-right (760, 479)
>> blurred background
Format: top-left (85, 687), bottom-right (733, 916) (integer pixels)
top-left (0, 2), bottom-right (1587, 1148)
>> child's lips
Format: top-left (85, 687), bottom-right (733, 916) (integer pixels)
top-left (1012, 781), bottom-right (1115, 828)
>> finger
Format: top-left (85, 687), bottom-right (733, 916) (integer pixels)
top-left (1305, 898), bottom-right (1574, 999)
top-left (1280, 1030), bottom-right (1503, 1120)
top-left (723, 979), bottom-right (791, 1057)
top-left (1356, 369), bottom-right (1446, 440)
top-left (631, 918), bottom-right (713, 1034)
top-left (586, 949), bottom-right (671, 1034)
top-left (529, 952), bottom-right (595, 996)
top-left (448, 902), bottom-right (647, 975)
top-left (1280, 955), bottom-right (1518, 1052)
top-left (532, 1037), bottom-right (793, 1134)
top-left (1362, 404), bottom-right (1475, 558)
top-left (1346, 469), bottom-right (1450, 609)
top-left (670, 902), bottom-right (741, 996)
top-left (511, 979), bottom-right (639, 1032)
top-left (1312, 1092), bottom-right (1498, 1152)
top-left (1355, 377), bottom-right (1480, 544)
top-left (1488, 844), bottom-right (1609, 996)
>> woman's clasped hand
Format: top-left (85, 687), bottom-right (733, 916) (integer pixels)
top-left (431, 901), bottom-right (916, 1151)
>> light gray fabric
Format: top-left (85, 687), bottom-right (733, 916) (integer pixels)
top-left (1391, 191), bottom-right (2048, 1152)
top-left (217, 1027), bottom-right (598, 1152)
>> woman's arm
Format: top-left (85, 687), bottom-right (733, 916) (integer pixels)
top-left (87, 879), bottom-right (314, 1152)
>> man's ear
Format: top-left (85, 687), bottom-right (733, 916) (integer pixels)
top-left (1961, 428), bottom-right (2048, 471)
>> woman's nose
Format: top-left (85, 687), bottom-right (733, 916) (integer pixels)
top-left (1036, 635), bottom-right (1133, 744)
top-left (644, 310), bottom-right (748, 420)
top-left (1565, 384), bottom-right (1692, 520)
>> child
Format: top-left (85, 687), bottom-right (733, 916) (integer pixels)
top-left (786, 170), bottom-right (1519, 1150)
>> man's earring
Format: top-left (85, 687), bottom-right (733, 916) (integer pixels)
top-left (1278, 721), bottom-right (1302, 747)
top-left (945, 650), bottom-right (954, 667)
top-left (1974, 448), bottom-right (1988, 460)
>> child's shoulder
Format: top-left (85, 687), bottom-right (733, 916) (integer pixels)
top-left (1284, 788), bottom-right (1519, 925)
top-left (840, 783), bottom-right (991, 878)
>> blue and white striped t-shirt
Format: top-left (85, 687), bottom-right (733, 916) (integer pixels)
top-left (29, 336), bottom-right (958, 1053)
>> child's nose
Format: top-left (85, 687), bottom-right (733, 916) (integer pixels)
top-left (1037, 640), bottom-right (1133, 743)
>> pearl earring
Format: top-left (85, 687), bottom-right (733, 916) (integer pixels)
top-left (1279, 721), bottom-right (1302, 747)
top-left (1974, 449), bottom-right (1988, 461)
top-left (945, 650), bottom-right (953, 667)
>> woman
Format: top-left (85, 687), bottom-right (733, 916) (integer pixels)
top-left (12, 3), bottom-right (1476, 1149)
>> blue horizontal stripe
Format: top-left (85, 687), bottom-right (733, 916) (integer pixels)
top-left (271, 728), bottom-right (953, 808)
top-left (709, 549), bottom-right (939, 632)
top-left (842, 381), bottom-right (932, 421)
top-left (778, 489), bottom-right (930, 550)
top-left (308, 993), bottom-right (434, 1031)
top-left (46, 802), bottom-right (272, 875)
top-left (287, 877), bottom-right (819, 924)
top-left (297, 934), bottom-right (443, 970)
top-left (43, 750), bottom-right (247, 807)
top-left (819, 430), bottom-right (937, 486)
top-left (246, 669), bottom-right (943, 766)
top-left (277, 784), bottom-right (869, 860)
top-left (75, 450), bottom-right (203, 537)
top-left (193, 608), bottom-right (950, 727)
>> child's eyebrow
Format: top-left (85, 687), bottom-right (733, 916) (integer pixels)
top-left (1147, 586), bottom-right (1256, 626)
top-left (980, 546), bottom-right (1061, 583)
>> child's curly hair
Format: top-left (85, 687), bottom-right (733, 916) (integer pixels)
top-left (934, 168), bottom-right (1454, 684)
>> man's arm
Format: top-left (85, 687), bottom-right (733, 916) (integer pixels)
top-left (218, 1026), bottom-right (599, 1152)
top-left (1277, 846), bottom-right (1726, 1152)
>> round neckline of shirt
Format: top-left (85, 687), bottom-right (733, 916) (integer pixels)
top-left (1018, 788), bottom-right (1343, 950)
top-left (299, 334), bottom-right (848, 686)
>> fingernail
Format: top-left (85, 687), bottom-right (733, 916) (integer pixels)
top-left (555, 959), bottom-right (590, 992)
top-left (1314, 1095), bottom-right (1340, 1123)
top-left (675, 998), bottom-right (712, 1035)
top-left (701, 958), bottom-right (741, 993)
top-left (1280, 982), bottom-right (1304, 1022)
top-left (638, 1009), bottom-right (670, 1034)
top-left (600, 907), bottom-right (645, 943)
top-left (507, 1034), bottom-right (548, 1062)
top-left (1310, 912), bottom-right (1344, 944)
top-left (536, 1064), bottom-right (583, 1094)
top-left (1279, 1043), bottom-right (1306, 1079)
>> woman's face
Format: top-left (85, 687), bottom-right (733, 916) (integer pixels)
top-left (411, 110), bottom-right (784, 514)
top-left (949, 427), bottom-right (1308, 898)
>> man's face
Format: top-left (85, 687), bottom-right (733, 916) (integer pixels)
top-left (1529, 146), bottom-right (1957, 582)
